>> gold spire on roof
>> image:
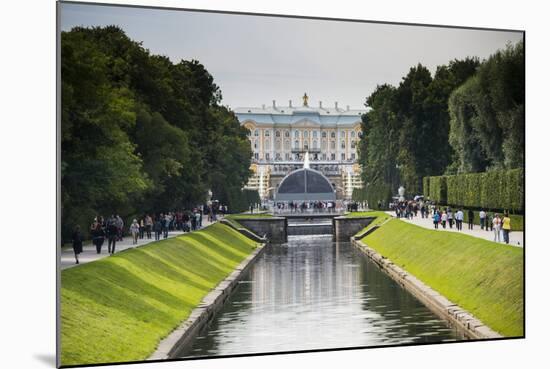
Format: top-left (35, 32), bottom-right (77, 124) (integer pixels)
top-left (302, 92), bottom-right (309, 107)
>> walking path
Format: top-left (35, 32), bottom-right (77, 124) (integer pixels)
top-left (61, 218), bottom-right (215, 270)
top-left (386, 212), bottom-right (524, 248)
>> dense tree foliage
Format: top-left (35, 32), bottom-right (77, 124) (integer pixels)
top-left (448, 41), bottom-right (524, 172)
top-left (357, 41), bottom-right (523, 207)
top-left (61, 26), bottom-right (252, 240)
top-left (357, 57), bottom-right (480, 203)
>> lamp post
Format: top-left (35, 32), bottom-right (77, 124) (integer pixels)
top-left (395, 163), bottom-right (402, 199)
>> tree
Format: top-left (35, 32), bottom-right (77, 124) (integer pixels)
top-left (448, 41), bottom-right (524, 172)
top-left (61, 26), bottom-right (253, 240)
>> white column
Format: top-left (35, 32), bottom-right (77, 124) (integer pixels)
top-left (336, 127), bottom-right (340, 162)
top-left (271, 127), bottom-right (275, 162)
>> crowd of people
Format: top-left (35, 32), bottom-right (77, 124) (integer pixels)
top-left (273, 201), bottom-right (341, 213)
top-left (391, 199), bottom-right (514, 244)
top-left (70, 202), bottom-right (228, 264)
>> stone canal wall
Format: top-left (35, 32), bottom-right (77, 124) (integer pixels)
top-left (220, 219), bottom-right (268, 243)
top-left (237, 217), bottom-right (288, 243)
top-left (351, 233), bottom-right (502, 340)
top-left (149, 235), bottom-right (267, 360)
top-left (333, 216), bottom-right (375, 242)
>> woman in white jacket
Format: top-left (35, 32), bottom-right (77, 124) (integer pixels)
top-left (130, 219), bottom-right (140, 245)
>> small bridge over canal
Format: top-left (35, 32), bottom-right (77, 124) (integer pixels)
top-left (230, 213), bottom-right (375, 243)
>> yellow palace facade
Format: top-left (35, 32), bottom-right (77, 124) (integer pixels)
top-left (234, 94), bottom-right (367, 200)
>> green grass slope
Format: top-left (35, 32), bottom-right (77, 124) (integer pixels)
top-left (61, 223), bottom-right (259, 366)
top-left (362, 218), bottom-right (523, 337)
top-left (225, 213), bottom-right (273, 228)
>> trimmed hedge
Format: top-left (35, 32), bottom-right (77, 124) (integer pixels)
top-left (424, 169), bottom-right (524, 212)
top-left (422, 177), bottom-right (430, 199)
top-left (428, 176), bottom-right (447, 204)
top-left (352, 184), bottom-right (392, 210)
top-left (227, 189), bottom-right (261, 213)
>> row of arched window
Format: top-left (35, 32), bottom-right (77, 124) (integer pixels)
top-left (248, 129), bottom-right (359, 140)
top-left (252, 139), bottom-right (357, 151)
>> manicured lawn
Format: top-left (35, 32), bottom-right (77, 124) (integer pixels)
top-left (345, 211), bottom-right (390, 220)
top-left (362, 218), bottom-right (523, 337)
top-left (61, 223), bottom-right (260, 366)
top-left (227, 213), bottom-right (273, 218)
top-left (225, 213), bottom-right (273, 228)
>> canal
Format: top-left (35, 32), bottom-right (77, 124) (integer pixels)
top-left (182, 234), bottom-right (463, 357)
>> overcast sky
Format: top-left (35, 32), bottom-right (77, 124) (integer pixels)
top-left (60, 2), bottom-right (523, 110)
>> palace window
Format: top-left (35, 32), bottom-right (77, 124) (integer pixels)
top-left (276, 130), bottom-right (281, 137)
top-left (351, 131), bottom-right (356, 138)
top-left (331, 141), bottom-right (336, 149)
top-left (254, 152), bottom-right (259, 160)
top-left (331, 132), bottom-right (335, 138)
top-left (266, 153), bottom-right (270, 160)
top-left (265, 139), bottom-right (270, 150)
top-left (351, 153), bottom-right (356, 160)
top-left (313, 140), bottom-right (318, 149)
top-left (304, 131), bottom-right (308, 138)
top-left (254, 140), bottom-right (258, 149)
top-left (322, 131), bottom-right (327, 138)
top-left (294, 140), bottom-right (299, 149)
top-left (341, 153), bottom-right (345, 160)
top-left (285, 140), bottom-right (290, 151)
top-left (322, 153), bottom-right (326, 160)
top-left (331, 153), bottom-right (336, 160)
top-left (321, 140), bottom-right (327, 150)
top-left (351, 140), bottom-right (356, 149)
top-left (285, 153), bottom-right (290, 160)
top-left (340, 131), bottom-right (345, 138)
top-left (285, 131), bottom-right (290, 138)
top-left (304, 142), bottom-right (309, 150)
top-left (265, 130), bottom-right (270, 137)
top-left (341, 140), bottom-right (346, 149)
top-left (254, 129), bottom-right (259, 137)
top-left (313, 131), bottom-right (318, 138)
top-left (294, 131), bottom-right (299, 138)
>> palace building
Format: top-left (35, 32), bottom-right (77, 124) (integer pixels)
top-left (234, 93), bottom-right (367, 200)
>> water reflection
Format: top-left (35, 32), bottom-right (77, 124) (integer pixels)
top-left (183, 235), bottom-right (461, 357)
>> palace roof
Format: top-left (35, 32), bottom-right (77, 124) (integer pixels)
top-left (234, 104), bottom-right (368, 126)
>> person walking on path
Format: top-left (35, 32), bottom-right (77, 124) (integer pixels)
top-left (195, 211), bottom-right (201, 229)
top-left (441, 211), bottom-right (448, 229)
top-left (492, 213), bottom-right (502, 242)
top-left (479, 209), bottom-right (486, 231)
top-left (191, 210), bottom-right (197, 231)
top-left (145, 214), bottom-right (153, 239)
top-left (447, 209), bottom-right (454, 229)
top-left (115, 215), bottom-right (124, 241)
top-left (455, 209), bottom-right (464, 231)
top-left (106, 215), bottom-right (118, 255)
top-left (91, 216), bottom-right (105, 254)
top-left (468, 209), bottom-right (474, 230)
top-left (154, 216), bottom-right (162, 241)
top-left (502, 213), bottom-right (512, 244)
top-left (138, 217), bottom-right (145, 239)
top-left (182, 212), bottom-right (190, 232)
top-left (71, 225), bottom-right (83, 264)
top-left (433, 210), bottom-right (440, 229)
top-left (130, 219), bottom-right (140, 245)
top-left (163, 213), bottom-right (170, 239)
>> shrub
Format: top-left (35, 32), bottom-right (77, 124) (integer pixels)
top-left (424, 169), bottom-right (524, 212)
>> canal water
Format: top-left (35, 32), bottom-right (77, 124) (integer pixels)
top-left (183, 234), bottom-right (463, 357)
